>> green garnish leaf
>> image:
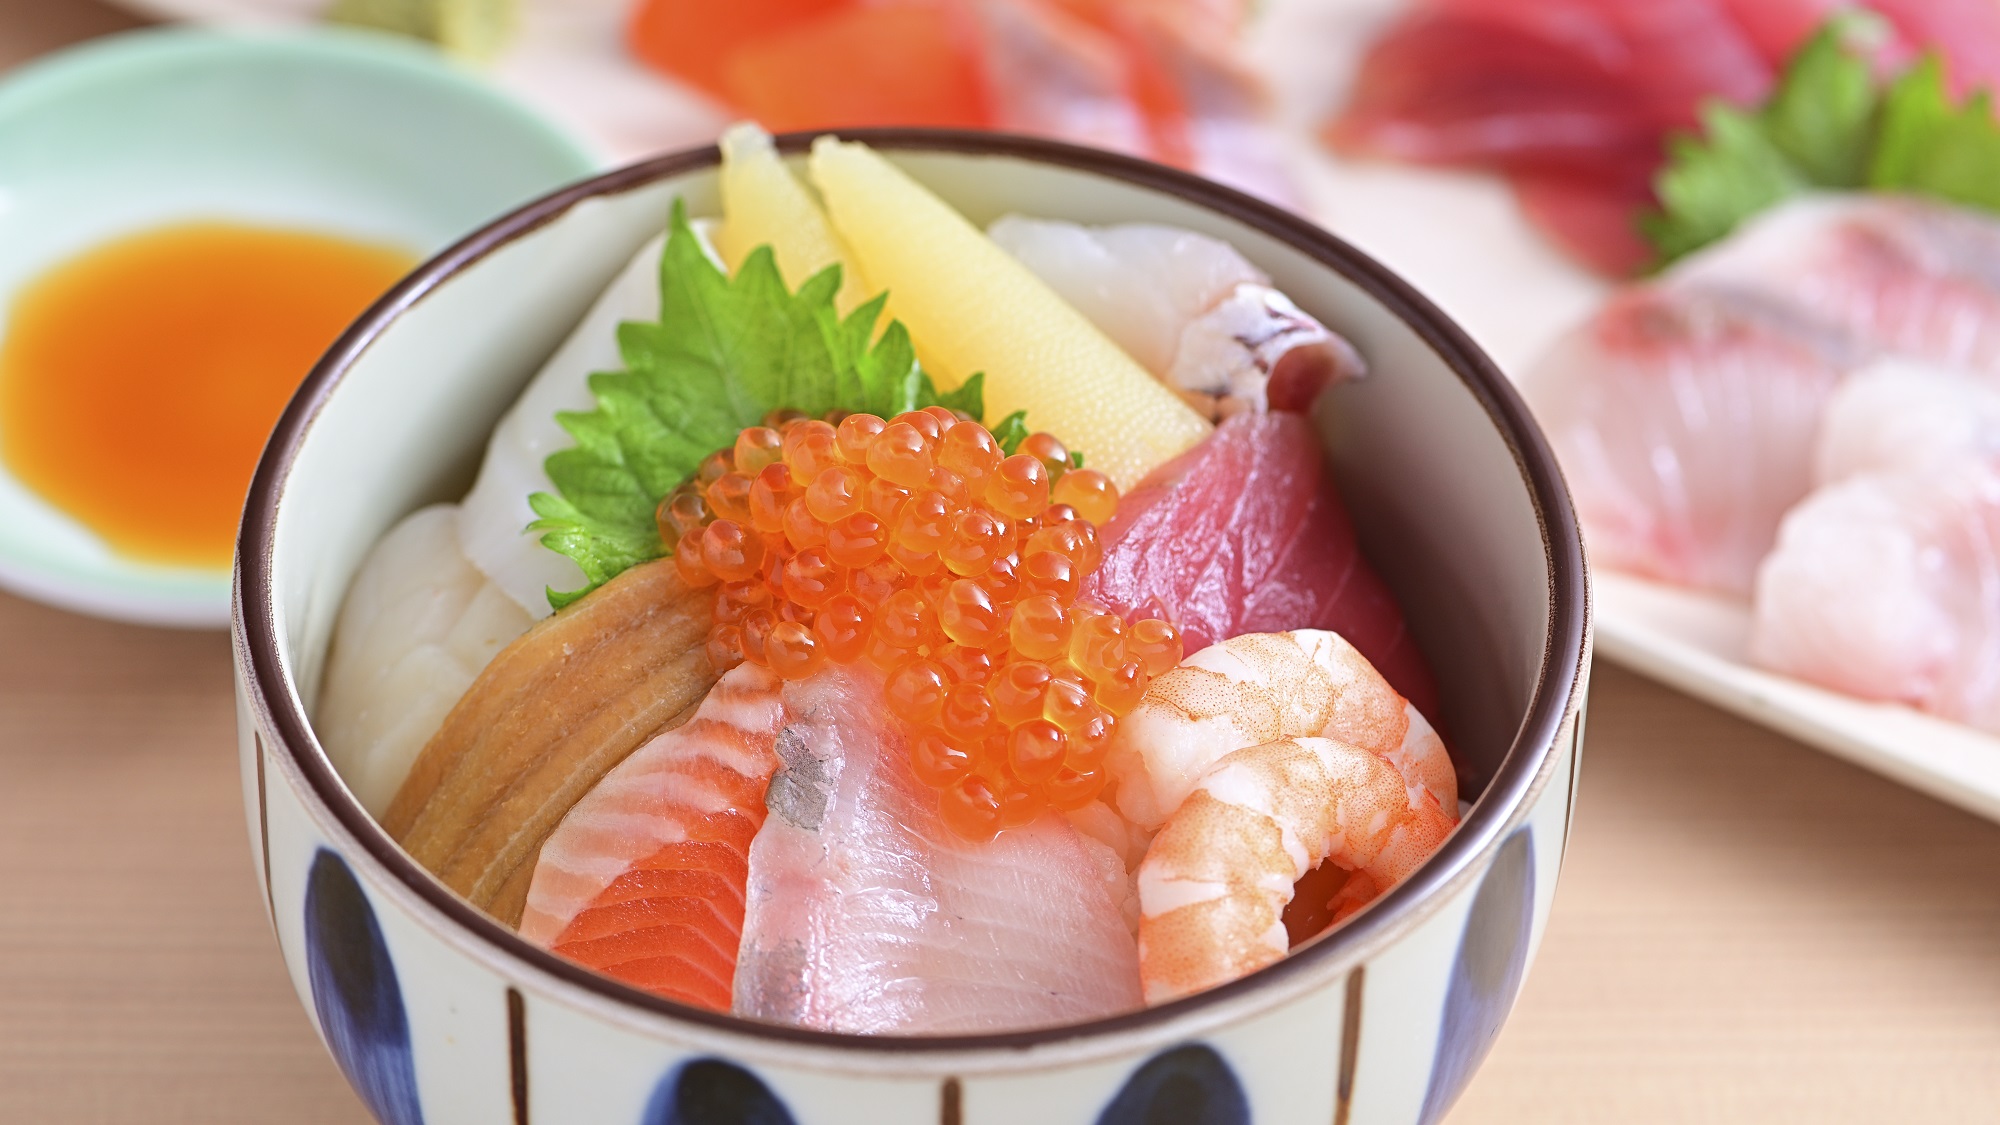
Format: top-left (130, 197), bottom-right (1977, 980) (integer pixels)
top-left (1761, 17), bottom-right (1880, 187)
top-left (990, 410), bottom-right (1030, 455)
top-left (1869, 57), bottom-right (2000, 209)
top-left (1640, 14), bottom-right (2000, 266)
top-left (528, 201), bottom-right (1052, 608)
top-left (1644, 104), bottom-right (1807, 264)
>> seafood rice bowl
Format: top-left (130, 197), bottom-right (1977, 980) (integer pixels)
top-left (233, 130), bottom-right (1589, 1125)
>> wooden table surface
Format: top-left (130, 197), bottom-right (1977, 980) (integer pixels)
top-left (3, 3), bottom-right (2000, 1122)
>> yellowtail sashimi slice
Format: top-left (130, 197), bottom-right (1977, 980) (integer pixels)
top-left (733, 665), bottom-right (1141, 1033)
top-left (807, 136), bottom-right (1211, 489)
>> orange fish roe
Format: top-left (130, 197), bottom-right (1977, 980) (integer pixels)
top-left (663, 407), bottom-right (1181, 843)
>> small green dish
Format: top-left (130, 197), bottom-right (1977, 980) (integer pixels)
top-left (0, 26), bottom-right (598, 628)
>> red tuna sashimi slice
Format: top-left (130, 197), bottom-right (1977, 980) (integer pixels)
top-left (1326, 0), bottom-right (1771, 274)
top-left (1510, 164), bottom-right (1660, 277)
top-left (1727, 0), bottom-right (2000, 96)
top-left (1080, 412), bottom-right (1440, 721)
top-left (733, 665), bottom-right (1141, 1033)
top-left (1328, 0), bottom-right (1769, 172)
top-left (519, 664), bottom-right (786, 1011)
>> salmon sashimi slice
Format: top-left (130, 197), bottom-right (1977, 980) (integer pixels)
top-left (721, 3), bottom-right (990, 132)
top-left (382, 558), bottom-right (716, 927)
top-left (626, 0), bottom-right (846, 101)
top-left (1081, 412), bottom-right (1440, 722)
top-left (520, 664), bottom-right (786, 1011)
top-left (733, 665), bottom-right (1142, 1033)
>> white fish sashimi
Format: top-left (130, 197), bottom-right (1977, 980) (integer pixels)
top-left (732, 667), bottom-right (1141, 1034)
top-left (1750, 455), bottom-right (2000, 734)
top-left (456, 234), bottom-right (666, 619)
top-left (315, 505), bottom-right (532, 816)
top-left (456, 220), bottom-right (727, 618)
top-left (1677, 193), bottom-right (2000, 375)
top-left (988, 215), bottom-right (1360, 416)
top-left (1813, 358), bottom-right (2000, 485)
top-left (1524, 285), bottom-right (1851, 595)
top-left (1525, 194), bottom-right (2000, 596)
top-left (321, 227), bottom-right (722, 804)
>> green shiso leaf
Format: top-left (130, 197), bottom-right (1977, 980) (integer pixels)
top-left (1639, 14), bottom-right (2000, 267)
top-left (990, 410), bottom-right (1030, 456)
top-left (527, 201), bottom-right (1047, 609)
top-left (1643, 103), bottom-right (1808, 264)
top-left (1642, 17), bottom-right (1880, 265)
top-left (1761, 16), bottom-right (1880, 187)
top-left (1869, 57), bottom-right (2000, 209)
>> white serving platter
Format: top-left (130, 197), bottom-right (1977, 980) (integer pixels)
top-left (1597, 574), bottom-right (2000, 823)
top-left (106, 0), bottom-right (2000, 819)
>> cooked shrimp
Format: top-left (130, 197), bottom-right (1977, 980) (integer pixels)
top-left (1107, 629), bottom-right (1456, 830)
top-left (1108, 628), bottom-right (1458, 1003)
top-left (1136, 735), bottom-right (1455, 1003)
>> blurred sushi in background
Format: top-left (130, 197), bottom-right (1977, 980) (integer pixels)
top-left (622, 0), bottom-right (1299, 204)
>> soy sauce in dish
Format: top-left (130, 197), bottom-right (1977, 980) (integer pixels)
top-left (0, 221), bottom-right (414, 569)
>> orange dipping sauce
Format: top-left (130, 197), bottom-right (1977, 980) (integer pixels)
top-left (0, 222), bottom-right (414, 569)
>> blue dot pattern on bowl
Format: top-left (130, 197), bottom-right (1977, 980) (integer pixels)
top-left (1096, 1043), bottom-right (1250, 1125)
top-left (304, 849), bottom-right (426, 1125)
top-left (643, 1058), bottom-right (799, 1125)
top-left (1417, 829), bottom-right (1537, 1125)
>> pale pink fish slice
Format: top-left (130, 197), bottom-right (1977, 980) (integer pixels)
top-left (732, 665), bottom-right (1141, 1034)
top-left (1677, 195), bottom-right (2000, 377)
top-left (1524, 283), bottom-right (1853, 595)
top-left (1752, 453), bottom-right (2000, 734)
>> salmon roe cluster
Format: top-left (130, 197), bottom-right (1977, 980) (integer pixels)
top-left (662, 405), bottom-right (1182, 842)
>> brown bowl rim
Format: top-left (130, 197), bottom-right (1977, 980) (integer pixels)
top-left (235, 127), bottom-right (1589, 1055)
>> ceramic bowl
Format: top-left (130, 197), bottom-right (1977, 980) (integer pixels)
top-left (233, 132), bottom-right (1591, 1125)
top-left (0, 26), bottom-right (597, 628)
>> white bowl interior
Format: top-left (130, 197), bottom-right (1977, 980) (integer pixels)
top-left (267, 149), bottom-right (1552, 810)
